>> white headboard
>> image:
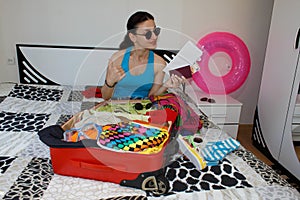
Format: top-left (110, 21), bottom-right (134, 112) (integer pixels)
top-left (16, 44), bottom-right (177, 86)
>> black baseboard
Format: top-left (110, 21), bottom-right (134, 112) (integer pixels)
top-left (271, 163), bottom-right (300, 192)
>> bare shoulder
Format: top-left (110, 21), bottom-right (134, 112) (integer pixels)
top-left (153, 53), bottom-right (166, 73)
top-left (154, 53), bottom-right (166, 65)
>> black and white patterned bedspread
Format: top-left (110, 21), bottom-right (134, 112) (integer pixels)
top-left (0, 83), bottom-right (298, 200)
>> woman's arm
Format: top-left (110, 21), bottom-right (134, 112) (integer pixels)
top-left (149, 55), bottom-right (186, 96)
top-left (148, 65), bottom-right (167, 96)
top-left (101, 54), bottom-right (125, 100)
top-left (101, 78), bottom-right (115, 100)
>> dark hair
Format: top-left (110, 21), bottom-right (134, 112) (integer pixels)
top-left (119, 11), bottom-right (155, 49)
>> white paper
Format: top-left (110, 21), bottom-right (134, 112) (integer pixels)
top-left (163, 41), bottom-right (203, 73)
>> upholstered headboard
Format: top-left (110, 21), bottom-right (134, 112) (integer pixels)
top-left (16, 44), bottom-right (178, 86)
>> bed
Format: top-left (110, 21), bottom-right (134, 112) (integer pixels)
top-left (0, 45), bottom-right (299, 200)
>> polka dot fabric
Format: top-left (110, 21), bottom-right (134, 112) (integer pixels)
top-left (0, 111), bottom-right (50, 132)
top-left (8, 84), bottom-right (63, 101)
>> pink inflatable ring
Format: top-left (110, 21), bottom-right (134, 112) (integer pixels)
top-left (193, 32), bottom-right (251, 94)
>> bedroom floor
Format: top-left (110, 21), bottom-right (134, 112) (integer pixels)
top-left (237, 124), bottom-right (273, 165)
top-left (237, 124), bottom-right (300, 164)
top-left (237, 124), bottom-right (300, 192)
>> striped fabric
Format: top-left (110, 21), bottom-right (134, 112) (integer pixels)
top-left (202, 138), bottom-right (240, 163)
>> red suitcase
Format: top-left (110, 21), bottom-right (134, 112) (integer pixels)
top-left (38, 122), bottom-right (178, 195)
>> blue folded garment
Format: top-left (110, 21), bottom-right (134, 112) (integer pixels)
top-left (201, 138), bottom-right (240, 162)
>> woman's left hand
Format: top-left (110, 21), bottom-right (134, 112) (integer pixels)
top-left (163, 74), bottom-right (186, 88)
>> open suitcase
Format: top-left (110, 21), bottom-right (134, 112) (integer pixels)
top-left (38, 110), bottom-right (179, 195)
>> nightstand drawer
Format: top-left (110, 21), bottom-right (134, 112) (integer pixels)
top-left (292, 96), bottom-right (300, 141)
top-left (185, 85), bottom-right (242, 139)
top-left (292, 124), bottom-right (300, 132)
top-left (292, 117), bottom-right (300, 124)
top-left (292, 130), bottom-right (300, 141)
top-left (294, 106), bottom-right (300, 116)
top-left (198, 106), bottom-right (241, 124)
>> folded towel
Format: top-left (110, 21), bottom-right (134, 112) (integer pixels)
top-left (201, 138), bottom-right (240, 163)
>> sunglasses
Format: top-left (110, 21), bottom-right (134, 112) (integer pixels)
top-left (134, 27), bottom-right (161, 40)
top-left (133, 102), bottom-right (153, 110)
top-left (186, 135), bottom-right (203, 149)
top-left (200, 97), bottom-right (216, 103)
top-left (63, 123), bottom-right (102, 142)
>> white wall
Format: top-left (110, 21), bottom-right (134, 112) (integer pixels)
top-left (0, 0), bottom-right (274, 124)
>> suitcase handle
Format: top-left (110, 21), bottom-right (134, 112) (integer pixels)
top-left (77, 161), bottom-right (127, 172)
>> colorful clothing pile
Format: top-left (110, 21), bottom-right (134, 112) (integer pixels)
top-left (149, 92), bottom-right (202, 134)
top-left (97, 121), bottom-right (170, 154)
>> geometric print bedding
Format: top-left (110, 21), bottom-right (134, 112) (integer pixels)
top-left (0, 111), bottom-right (50, 132)
top-left (0, 83), bottom-right (298, 200)
top-left (165, 157), bottom-right (252, 193)
top-left (233, 149), bottom-right (293, 188)
top-left (8, 84), bottom-right (63, 101)
top-left (0, 150), bottom-right (297, 200)
top-left (0, 156), bottom-right (17, 174)
top-left (1, 157), bottom-right (53, 200)
top-left (0, 155), bottom-right (252, 199)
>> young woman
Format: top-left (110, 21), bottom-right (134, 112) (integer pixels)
top-left (101, 11), bottom-right (185, 100)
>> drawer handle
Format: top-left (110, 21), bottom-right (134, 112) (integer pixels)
top-left (210, 114), bottom-right (227, 118)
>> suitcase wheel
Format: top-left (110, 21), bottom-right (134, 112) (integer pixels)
top-left (141, 175), bottom-right (169, 195)
top-left (120, 169), bottom-right (169, 195)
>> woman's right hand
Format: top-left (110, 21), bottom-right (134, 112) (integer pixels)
top-left (163, 74), bottom-right (186, 89)
top-left (105, 59), bottom-right (126, 86)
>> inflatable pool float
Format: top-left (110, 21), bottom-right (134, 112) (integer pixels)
top-left (193, 32), bottom-right (251, 94)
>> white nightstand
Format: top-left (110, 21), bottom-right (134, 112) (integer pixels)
top-left (292, 94), bottom-right (300, 142)
top-left (185, 84), bottom-right (242, 138)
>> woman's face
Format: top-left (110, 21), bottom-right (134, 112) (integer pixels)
top-left (132, 19), bottom-right (159, 49)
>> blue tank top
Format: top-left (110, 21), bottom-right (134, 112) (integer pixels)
top-left (112, 47), bottom-right (154, 99)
